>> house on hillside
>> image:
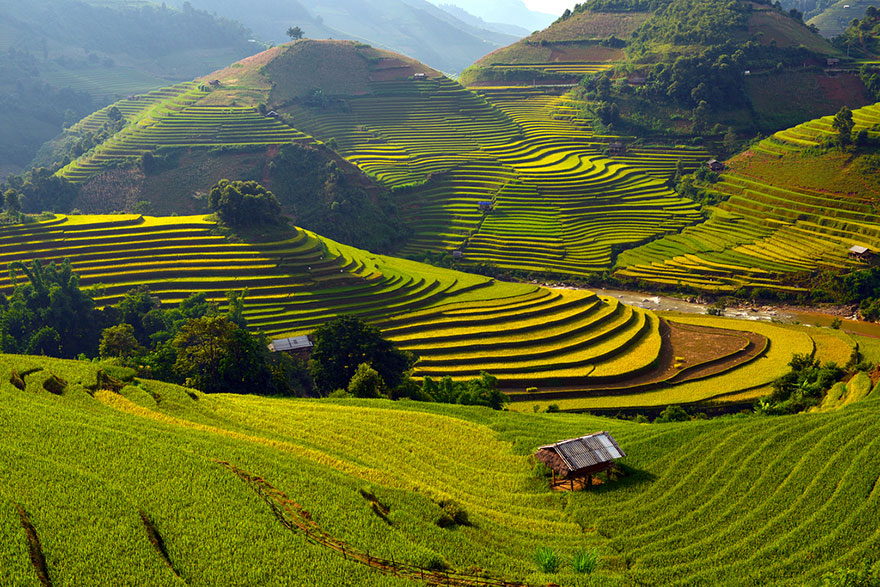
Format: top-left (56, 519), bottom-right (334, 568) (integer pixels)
top-left (535, 431), bottom-right (626, 491)
top-left (707, 159), bottom-right (725, 172)
top-left (849, 245), bottom-right (874, 261)
top-left (478, 201), bottom-right (493, 213)
top-left (269, 335), bottom-right (314, 359)
top-left (266, 111), bottom-right (280, 118)
top-left (414, 72), bottom-right (427, 80)
top-left (627, 75), bottom-right (647, 86)
top-left (453, 250), bottom-right (463, 260)
top-left (826, 58), bottom-right (840, 67)
top-left (209, 79), bottom-right (221, 87)
top-left (608, 142), bottom-right (625, 155)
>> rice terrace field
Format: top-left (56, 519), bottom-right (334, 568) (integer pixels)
top-left (5, 2), bottom-right (880, 584)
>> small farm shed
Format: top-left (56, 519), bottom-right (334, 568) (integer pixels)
top-left (478, 201), bottom-right (493, 212)
top-left (269, 335), bottom-right (314, 359)
top-left (826, 58), bottom-right (840, 67)
top-left (414, 72), bottom-right (427, 79)
top-left (452, 250), bottom-right (464, 260)
top-left (849, 245), bottom-right (874, 261)
top-left (608, 142), bottom-right (625, 155)
top-left (707, 159), bottom-right (725, 172)
top-left (535, 432), bottom-right (626, 491)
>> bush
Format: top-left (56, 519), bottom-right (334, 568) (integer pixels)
top-left (436, 500), bottom-right (470, 528)
top-left (535, 547), bottom-right (560, 573)
top-left (572, 548), bottom-right (599, 574)
top-left (655, 405), bottom-right (690, 423)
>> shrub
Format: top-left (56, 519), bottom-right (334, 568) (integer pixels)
top-left (535, 546), bottom-right (560, 573)
top-left (436, 500), bottom-right (470, 528)
top-left (655, 405), bottom-right (690, 423)
top-left (572, 548), bottom-right (599, 574)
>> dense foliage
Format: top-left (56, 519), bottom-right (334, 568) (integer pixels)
top-left (419, 372), bottom-right (509, 410)
top-left (209, 179), bottom-right (282, 227)
top-left (833, 6), bottom-right (880, 58)
top-left (309, 315), bottom-right (416, 394)
top-left (0, 259), bottom-right (109, 358)
top-left (759, 353), bottom-right (844, 414)
top-left (268, 144), bottom-right (409, 252)
top-left (0, 167), bottom-right (78, 214)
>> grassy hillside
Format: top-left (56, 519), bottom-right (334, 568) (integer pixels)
top-left (808, 0), bottom-right (878, 37)
top-left (1, 354), bottom-right (878, 584)
top-left (617, 102), bottom-right (880, 292)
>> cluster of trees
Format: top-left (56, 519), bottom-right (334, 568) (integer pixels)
top-left (832, 6), bottom-right (880, 58)
top-left (209, 179), bottom-right (282, 227)
top-left (757, 353), bottom-right (844, 414)
top-left (0, 167), bottom-right (78, 214)
top-left (268, 144), bottom-right (409, 252)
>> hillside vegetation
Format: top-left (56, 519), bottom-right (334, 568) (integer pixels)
top-left (463, 0), bottom-right (861, 137)
top-left (0, 355), bottom-right (878, 584)
top-left (0, 0), bottom-right (259, 176)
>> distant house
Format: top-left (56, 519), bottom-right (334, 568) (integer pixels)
top-left (269, 335), bottom-right (314, 359)
top-left (414, 72), bottom-right (427, 80)
top-left (707, 159), bottom-right (725, 172)
top-left (535, 431), bottom-right (626, 491)
top-left (627, 75), bottom-right (647, 86)
top-left (266, 110), bottom-right (280, 118)
top-left (608, 142), bottom-right (625, 155)
top-left (826, 58), bottom-right (840, 67)
top-left (743, 70), bottom-right (751, 76)
top-left (452, 250), bottom-right (463, 260)
top-left (849, 245), bottom-right (874, 261)
top-left (209, 79), bottom-right (221, 87)
top-left (478, 201), bottom-right (493, 213)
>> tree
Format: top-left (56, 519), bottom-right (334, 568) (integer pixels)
top-left (833, 106), bottom-right (855, 147)
top-left (347, 362), bottom-right (384, 398)
top-left (99, 323), bottom-right (142, 360)
top-left (3, 189), bottom-right (21, 215)
top-left (286, 26), bottom-right (304, 40)
top-left (172, 315), bottom-right (272, 394)
top-left (209, 179), bottom-right (282, 227)
top-left (309, 315), bottom-right (416, 394)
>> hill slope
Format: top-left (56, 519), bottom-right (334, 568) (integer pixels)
top-left (462, 0), bottom-right (861, 136)
top-left (617, 101), bottom-right (880, 292)
top-left (1, 356), bottom-right (878, 584)
top-left (0, 0), bottom-right (260, 176)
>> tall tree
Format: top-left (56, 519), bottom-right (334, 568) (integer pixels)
top-left (286, 26), bottom-right (304, 40)
top-left (832, 106), bottom-right (854, 146)
top-left (309, 315), bottom-right (416, 394)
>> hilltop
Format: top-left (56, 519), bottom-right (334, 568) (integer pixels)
top-left (164, 0), bottom-right (520, 74)
top-left (0, 353), bottom-right (878, 584)
top-left (0, 0), bottom-right (260, 177)
top-left (462, 0), bottom-right (863, 136)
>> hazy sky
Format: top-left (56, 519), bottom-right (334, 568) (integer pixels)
top-left (523, 0), bottom-right (578, 14)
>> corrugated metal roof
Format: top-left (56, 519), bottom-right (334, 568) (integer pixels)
top-left (850, 245), bottom-right (870, 254)
top-left (539, 432), bottom-right (625, 472)
top-left (271, 336), bottom-right (313, 352)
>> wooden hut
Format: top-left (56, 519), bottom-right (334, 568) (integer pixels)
top-left (535, 431), bottom-right (625, 491)
top-left (849, 245), bottom-right (874, 261)
top-left (608, 142), bottom-right (625, 155)
top-left (707, 159), bottom-right (725, 172)
top-left (269, 335), bottom-right (314, 359)
top-left (478, 201), bottom-right (493, 213)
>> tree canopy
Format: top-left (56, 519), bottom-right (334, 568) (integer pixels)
top-left (286, 26), bottom-right (304, 40)
top-left (309, 315), bottom-right (416, 394)
top-left (209, 179), bottom-right (282, 227)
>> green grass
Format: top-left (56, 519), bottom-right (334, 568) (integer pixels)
top-left (0, 353), bottom-right (878, 585)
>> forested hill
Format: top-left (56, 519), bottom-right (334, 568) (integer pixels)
top-left (0, 0), bottom-right (259, 177)
top-left (163, 0), bottom-right (520, 74)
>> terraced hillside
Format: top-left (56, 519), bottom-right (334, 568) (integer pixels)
top-left (617, 102), bottom-right (880, 292)
top-left (57, 39), bottom-right (707, 277)
top-left (1, 356), bottom-right (878, 585)
top-left (0, 213), bottom-right (823, 405)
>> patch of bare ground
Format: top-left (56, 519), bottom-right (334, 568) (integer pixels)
top-left (506, 319), bottom-right (768, 400)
